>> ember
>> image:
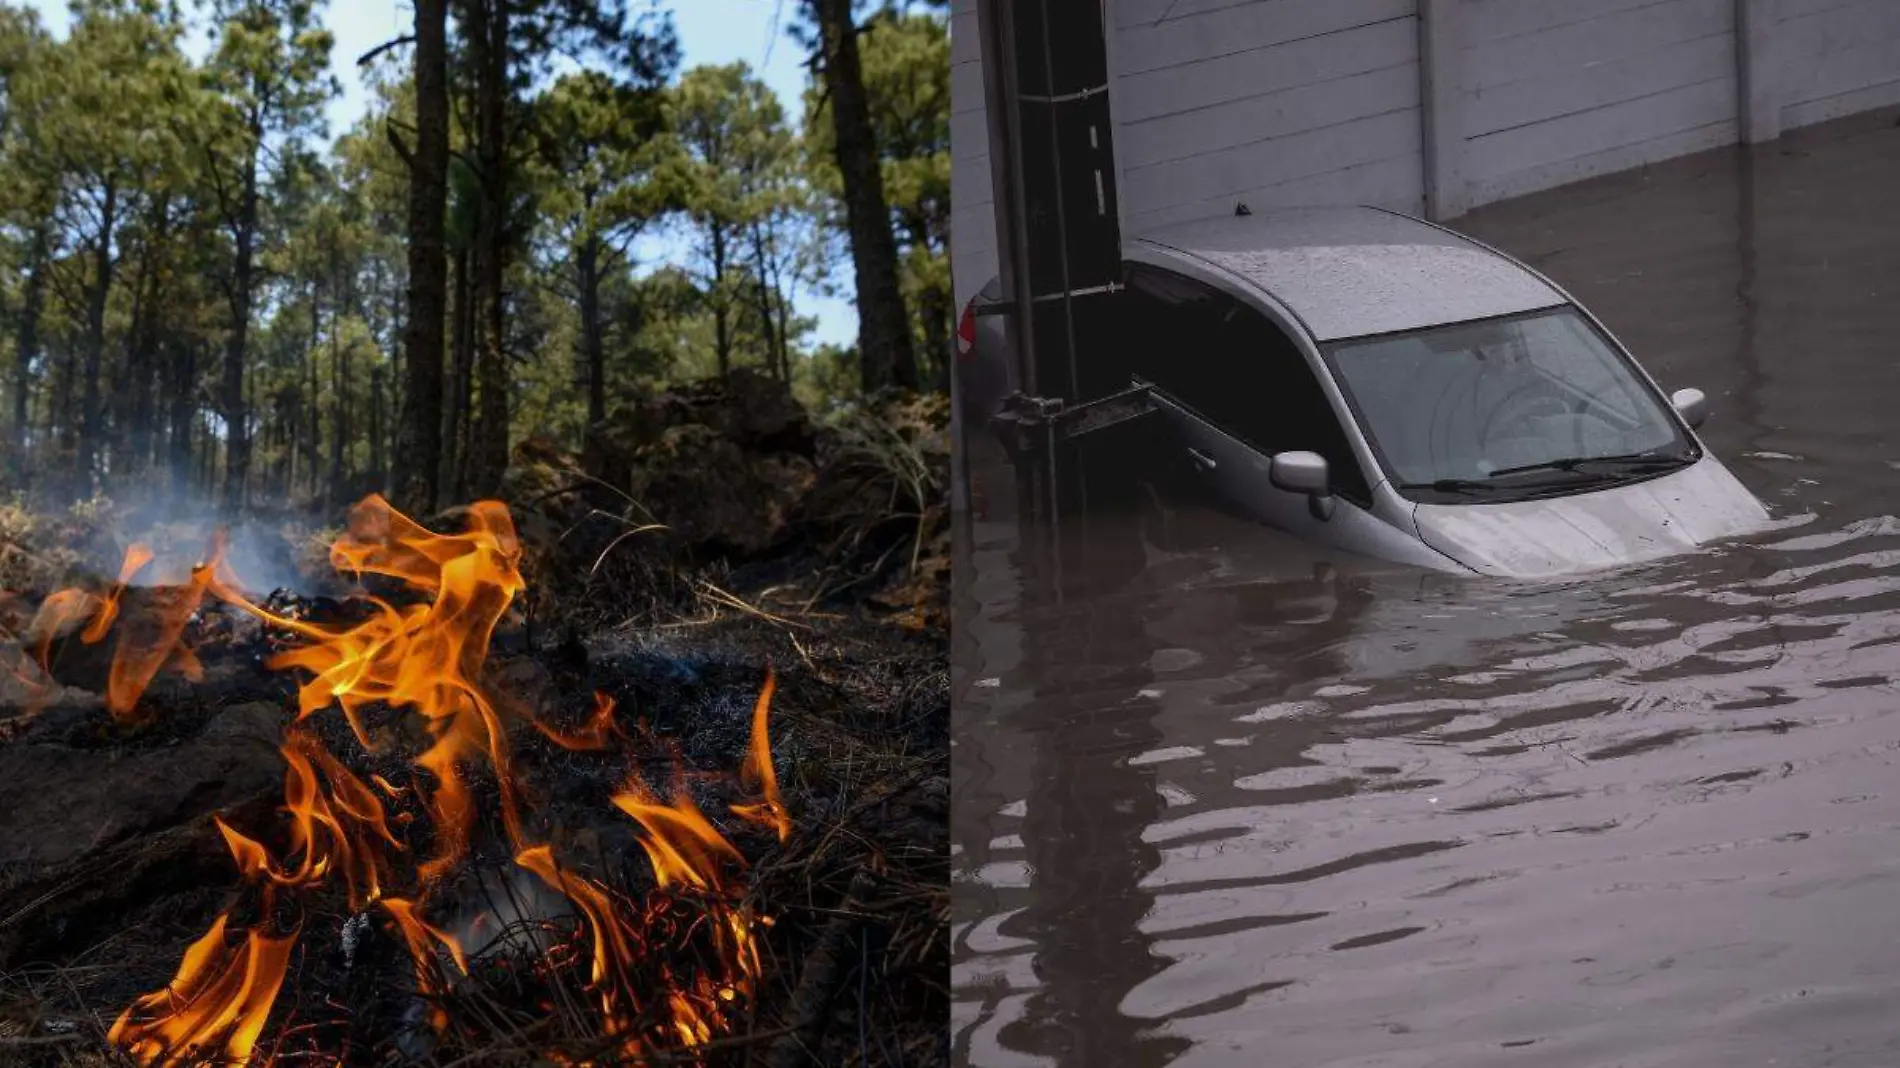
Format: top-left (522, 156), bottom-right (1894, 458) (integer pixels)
top-left (27, 495), bottom-right (790, 1065)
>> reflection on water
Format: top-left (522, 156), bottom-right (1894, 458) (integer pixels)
top-left (952, 107), bottom-right (1900, 1067)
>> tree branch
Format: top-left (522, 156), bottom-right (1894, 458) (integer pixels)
top-left (358, 35), bottom-right (417, 68)
top-left (384, 119), bottom-right (414, 169)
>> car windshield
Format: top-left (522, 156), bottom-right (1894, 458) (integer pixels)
top-left (1324, 307), bottom-right (1693, 496)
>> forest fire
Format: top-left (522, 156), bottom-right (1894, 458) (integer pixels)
top-left (21, 495), bottom-right (790, 1066)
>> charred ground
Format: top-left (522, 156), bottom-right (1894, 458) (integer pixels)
top-left (0, 371), bottom-right (949, 1067)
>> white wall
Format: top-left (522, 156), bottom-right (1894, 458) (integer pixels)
top-left (1458, 0), bottom-right (1740, 206)
top-left (949, 0), bottom-right (997, 316)
top-left (1777, 0), bottom-right (1900, 129)
top-left (947, 0), bottom-right (1900, 312)
top-left (1108, 0), bottom-right (1426, 232)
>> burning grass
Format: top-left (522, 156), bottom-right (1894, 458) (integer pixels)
top-left (0, 487), bottom-right (948, 1066)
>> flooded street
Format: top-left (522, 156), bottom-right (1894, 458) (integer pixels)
top-left (951, 106), bottom-right (1900, 1067)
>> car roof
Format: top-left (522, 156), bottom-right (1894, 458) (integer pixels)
top-left (1127, 206), bottom-right (1568, 342)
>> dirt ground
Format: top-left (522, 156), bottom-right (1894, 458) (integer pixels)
top-left (0, 372), bottom-right (949, 1067)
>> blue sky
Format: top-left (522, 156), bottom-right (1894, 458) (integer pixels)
top-left (27, 0), bottom-right (857, 346)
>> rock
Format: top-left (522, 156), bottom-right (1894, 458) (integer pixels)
top-left (504, 372), bottom-right (950, 622)
top-left (637, 367), bottom-right (814, 454)
top-left (582, 369), bottom-right (816, 506)
top-left (498, 437), bottom-right (581, 524)
top-left (0, 717), bottom-right (284, 877)
top-left (200, 700), bottom-right (288, 745)
top-left (626, 425), bottom-right (816, 557)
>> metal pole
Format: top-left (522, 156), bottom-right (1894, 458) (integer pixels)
top-left (977, 0), bottom-right (1037, 400)
top-left (949, 333), bottom-right (969, 515)
top-left (1030, 0), bottom-right (1082, 400)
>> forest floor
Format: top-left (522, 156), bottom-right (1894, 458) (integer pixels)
top-left (0, 371), bottom-right (949, 1066)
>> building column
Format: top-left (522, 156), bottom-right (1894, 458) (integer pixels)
top-left (1737, 0), bottom-right (1782, 143)
top-left (1419, 0), bottom-right (1468, 220)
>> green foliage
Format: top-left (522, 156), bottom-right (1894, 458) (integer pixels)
top-left (793, 341), bottom-right (859, 417)
top-left (0, 0), bottom-right (950, 508)
top-left (804, 8), bottom-right (950, 374)
top-left (658, 63), bottom-right (809, 375)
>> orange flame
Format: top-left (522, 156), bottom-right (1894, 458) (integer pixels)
top-left (85, 496), bottom-right (793, 1065)
top-left (104, 539), bottom-right (222, 719)
top-left (730, 668), bottom-right (791, 841)
top-left (207, 496), bottom-right (529, 879)
top-left (228, 730), bottom-right (407, 910)
top-left (80, 542), bottom-right (152, 643)
top-left (383, 896), bottom-right (470, 1033)
top-left (613, 775), bottom-right (745, 895)
top-left (611, 770), bottom-right (767, 1047)
top-left (114, 722), bottom-right (413, 1066)
top-left (17, 541), bottom-right (208, 718)
top-left (107, 914), bottom-right (298, 1068)
top-left (535, 691), bottom-right (624, 751)
top-left (22, 587), bottom-right (100, 696)
top-left (515, 844), bottom-right (649, 1056)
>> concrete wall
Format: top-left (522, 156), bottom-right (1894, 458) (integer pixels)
top-left (949, 0), bottom-right (1900, 311)
top-left (1455, 0), bottom-right (1740, 208)
top-left (1776, 0), bottom-right (1900, 129)
top-left (1106, 0), bottom-right (1426, 231)
top-left (949, 0), bottom-right (998, 318)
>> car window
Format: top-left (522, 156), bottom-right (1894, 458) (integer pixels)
top-left (1324, 307), bottom-right (1691, 493)
top-left (1123, 266), bottom-right (1372, 505)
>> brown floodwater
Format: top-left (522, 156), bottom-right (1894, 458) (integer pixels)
top-left (951, 107), bottom-right (1900, 1067)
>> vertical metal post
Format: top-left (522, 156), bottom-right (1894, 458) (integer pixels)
top-left (977, 0), bottom-right (1037, 400)
top-left (949, 326), bottom-right (970, 515)
top-left (1028, 0), bottom-right (1083, 400)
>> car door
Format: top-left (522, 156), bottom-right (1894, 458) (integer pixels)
top-left (1121, 264), bottom-right (1421, 565)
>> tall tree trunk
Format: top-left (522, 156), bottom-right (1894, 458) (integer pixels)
top-left (200, 413), bottom-right (215, 493)
top-left (906, 219), bottom-right (952, 391)
top-left (709, 222), bottom-right (731, 376)
top-left (12, 221), bottom-right (48, 485)
top-left (341, 335), bottom-right (353, 492)
top-left (52, 344), bottom-right (75, 460)
top-left (397, 0), bottom-right (450, 515)
top-left (307, 288), bottom-right (322, 501)
top-left (445, 245), bottom-right (473, 498)
top-left (761, 228), bottom-right (794, 382)
top-left (329, 294), bottom-right (344, 501)
top-left (222, 127), bottom-right (261, 515)
top-left (748, 224), bottom-right (782, 380)
top-left (369, 365), bottom-right (385, 484)
top-left (811, 0), bottom-right (917, 393)
top-left (164, 340), bottom-right (193, 494)
top-left (244, 339), bottom-right (257, 494)
top-left (125, 265), bottom-right (164, 480)
top-left (78, 178), bottom-right (118, 495)
top-left (384, 275), bottom-right (403, 496)
top-left (469, 0), bottom-right (512, 495)
top-left (914, 270), bottom-right (950, 392)
top-left (578, 234), bottom-right (606, 423)
top-left (121, 196), bottom-right (170, 483)
top-left (115, 250), bottom-right (148, 474)
top-left (286, 386), bottom-right (300, 500)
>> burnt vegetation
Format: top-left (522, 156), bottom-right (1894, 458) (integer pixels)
top-left (0, 0), bottom-right (949, 1063)
top-left (0, 376), bottom-right (948, 1065)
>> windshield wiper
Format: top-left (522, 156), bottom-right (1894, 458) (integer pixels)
top-left (1398, 478), bottom-right (1497, 495)
top-left (1485, 449), bottom-right (1695, 479)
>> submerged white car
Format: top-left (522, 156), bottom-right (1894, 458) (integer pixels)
top-left (968, 206), bottom-right (1775, 578)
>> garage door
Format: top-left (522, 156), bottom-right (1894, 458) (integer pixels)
top-left (1106, 0), bottom-right (1428, 235)
top-left (1460, 0), bottom-right (1740, 206)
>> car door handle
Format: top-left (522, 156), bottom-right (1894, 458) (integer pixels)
top-left (1187, 447), bottom-right (1217, 471)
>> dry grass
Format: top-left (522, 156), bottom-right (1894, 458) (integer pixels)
top-left (0, 385), bottom-right (948, 1067)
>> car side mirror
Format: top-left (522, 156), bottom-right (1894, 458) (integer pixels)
top-left (1270, 450), bottom-right (1336, 521)
top-left (1671, 387), bottom-right (1709, 429)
